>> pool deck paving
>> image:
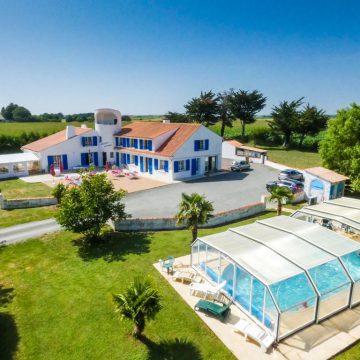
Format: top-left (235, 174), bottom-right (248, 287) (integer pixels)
top-left (155, 255), bottom-right (360, 360)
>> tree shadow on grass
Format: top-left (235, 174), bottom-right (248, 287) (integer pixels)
top-left (72, 231), bottom-right (152, 262)
top-left (139, 335), bottom-right (203, 360)
top-left (0, 285), bottom-right (18, 360)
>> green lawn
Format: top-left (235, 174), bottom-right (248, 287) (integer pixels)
top-left (0, 121), bottom-right (94, 137)
top-left (0, 179), bottom-right (52, 199)
top-left (0, 211), bottom-right (280, 360)
top-left (264, 147), bottom-right (321, 169)
top-left (0, 206), bottom-right (58, 228)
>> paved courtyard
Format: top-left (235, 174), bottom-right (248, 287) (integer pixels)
top-left (124, 164), bottom-right (278, 218)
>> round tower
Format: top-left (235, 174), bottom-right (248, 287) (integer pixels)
top-left (94, 108), bottom-right (122, 145)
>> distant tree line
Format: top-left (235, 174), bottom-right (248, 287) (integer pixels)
top-left (165, 90), bottom-right (328, 149)
top-left (1, 103), bottom-right (94, 123)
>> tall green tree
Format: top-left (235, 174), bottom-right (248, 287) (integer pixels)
top-left (56, 173), bottom-right (128, 240)
top-left (269, 187), bottom-right (294, 215)
top-left (184, 91), bottom-right (219, 126)
top-left (296, 104), bottom-right (328, 147)
top-left (218, 90), bottom-right (236, 137)
top-left (12, 106), bottom-right (32, 122)
top-left (320, 103), bottom-right (360, 191)
top-left (228, 90), bottom-right (266, 139)
top-left (270, 98), bottom-right (303, 147)
top-left (1, 103), bottom-right (19, 121)
top-left (113, 277), bottom-right (162, 338)
top-left (176, 193), bottom-right (214, 242)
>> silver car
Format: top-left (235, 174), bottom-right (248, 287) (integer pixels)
top-left (230, 160), bottom-right (251, 172)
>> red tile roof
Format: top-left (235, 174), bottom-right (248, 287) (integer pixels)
top-left (22, 127), bottom-right (92, 152)
top-left (116, 122), bottom-right (201, 156)
top-left (116, 122), bottom-right (181, 139)
top-left (225, 140), bottom-right (268, 153)
top-left (305, 167), bottom-right (349, 183)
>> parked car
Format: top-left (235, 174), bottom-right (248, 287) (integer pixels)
top-left (266, 180), bottom-right (298, 194)
top-left (280, 179), bottom-right (304, 191)
top-left (278, 169), bottom-right (304, 182)
top-left (231, 160), bottom-right (251, 172)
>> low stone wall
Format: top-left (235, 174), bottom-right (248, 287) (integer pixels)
top-left (0, 193), bottom-right (57, 210)
top-left (113, 202), bottom-right (266, 231)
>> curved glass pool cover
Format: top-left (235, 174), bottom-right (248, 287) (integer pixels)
top-left (191, 216), bottom-right (360, 341)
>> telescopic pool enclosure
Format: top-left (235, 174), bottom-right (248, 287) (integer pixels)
top-left (191, 216), bottom-right (360, 342)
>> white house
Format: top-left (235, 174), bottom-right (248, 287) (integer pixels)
top-left (222, 140), bottom-right (267, 167)
top-left (20, 108), bottom-right (223, 181)
top-left (115, 121), bottom-right (222, 181)
top-left (303, 166), bottom-right (349, 203)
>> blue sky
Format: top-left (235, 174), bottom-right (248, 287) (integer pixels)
top-left (1, 0), bottom-right (359, 115)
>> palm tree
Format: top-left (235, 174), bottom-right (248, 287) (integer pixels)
top-left (269, 187), bottom-right (294, 215)
top-left (113, 277), bottom-right (162, 338)
top-left (176, 193), bottom-right (214, 242)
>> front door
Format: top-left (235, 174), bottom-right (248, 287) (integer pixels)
top-left (102, 152), bottom-right (107, 166)
top-left (191, 158), bottom-right (197, 176)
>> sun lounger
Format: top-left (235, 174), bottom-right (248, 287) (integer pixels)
top-left (189, 280), bottom-right (226, 299)
top-left (194, 299), bottom-right (231, 321)
top-left (234, 319), bottom-right (275, 353)
top-left (172, 271), bottom-right (202, 284)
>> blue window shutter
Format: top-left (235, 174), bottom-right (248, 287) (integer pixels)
top-left (47, 156), bottom-right (53, 170)
top-left (81, 153), bottom-right (87, 166)
top-left (139, 139), bottom-right (144, 149)
top-left (121, 153), bottom-right (126, 164)
top-left (148, 140), bottom-right (153, 151)
top-left (116, 152), bottom-right (120, 166)
top-left (194, 140), bottom-right (199, 151)
top-left (191, 158), bottom-right (196, 175)
top-left (186, 159), bottom-right (190, 171)
top-left (126, 138), bottom-right (130, 147)
top-left (93, 152), bottom-right (99, 166)
top-left (148, 158), bottom-right (153, 174)
top-left (115, 137), bottom-right (119, 147)
top-left (134, 155), bottom-right (138, 166)
top-left (62, 155), bottom-right (68, 170)
top-left (205, 139), bottom-right (209, 150)
top-left (140, 156), bottom-right (144, 172)
top-left (164, 160), bottom-right (169, 172)
top-left (126, 154), bottom-right (130, 163)
top-left (81, 137), bottom-right (86, 147)
top-left (174, 161), bottom-right (179, 173)
top-left (93, 136), bottom-right (97, 146)
top-left (134, 139), bottom-right (138, 148)
top-left (154, 159), bottom-right (158, 170)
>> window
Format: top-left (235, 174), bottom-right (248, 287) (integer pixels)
top-left (130, 138), bottom-right (135, 147)
top-left (83, 137), bottom-right (93, 146)
top-left (194, 139), bottom-right (209, 151)
top-left (99, 137), bottom-right (102, 143)
top-left (198, 140), bottom-right (205, 150)
top-left (144, 139), bottom-right (152, 150)
top-left (0, 165), bottom-right (9, 174)
top-left (52, 155), bottom-right (62, 168)
top-left (178, 160), bottom-right (185, 171)
top-left (13, 163), bottom-right (25, 173)
top-left (159, 160), bottom-right (165, 170)
top-left (131, 155), bottom-right (136, 164)
top-left (110, 152), bottom-right (114, 159)
top-left (196, 158), bottom-right (200, 171)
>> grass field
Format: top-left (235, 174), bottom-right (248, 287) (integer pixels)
top-left (262, 147), bottom-right (321, 169)
top-left (0, 211), bottom-right (281, 360)
top-left (0, 206), bottom-right (58, 228)
top-left (0, 179), bottom-right (52, 199)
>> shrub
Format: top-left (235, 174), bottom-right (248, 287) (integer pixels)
top-left (52, 183), bottom-right (68, 203)
top-left (249, 126), bottom-right (271, 145)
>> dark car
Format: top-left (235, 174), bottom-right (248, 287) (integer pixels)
top-left (278, 169), bottom-right (304, 182)
top-left (266, 180), bottom-right (297, 194)
top-left (280, 179), bottom-right (304, 191)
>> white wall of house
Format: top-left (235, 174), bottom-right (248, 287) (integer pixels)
top-left (172, 125), bottom-right (222, 180)
top-left (25, 129), bottom-right (100, 171)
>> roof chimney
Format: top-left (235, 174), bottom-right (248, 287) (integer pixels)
top-left (66, 125), bottom-right (76, 139)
